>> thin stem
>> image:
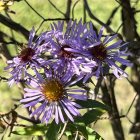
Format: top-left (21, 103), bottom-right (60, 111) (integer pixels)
top-left (58, 122), bottom-right (68, 140)
top-left (24, 0), bottom-right (45, 20)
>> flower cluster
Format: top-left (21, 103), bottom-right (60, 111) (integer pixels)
top-left (5, 19), bottom-right (131, 124)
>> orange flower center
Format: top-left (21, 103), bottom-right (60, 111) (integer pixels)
top-left (90, 44), bottom-right (107, 60)
top-left (41, 79), bottom-right (64, 102)
top-left (18, 48), bottom-right (35, 62)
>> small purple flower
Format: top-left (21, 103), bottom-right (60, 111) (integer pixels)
top-left (46, 20), bottom-right (88, 75)
top-left (20, 69), bottom-right (87, 124)
top-left (81, 23), bottom-right (132, 79)
top-left (5, 28), bottom-right (49, 86)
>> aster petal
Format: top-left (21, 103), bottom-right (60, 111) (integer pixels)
top-left (107, 59), bottom-right (128, 78)
top-left (71, 102), bottom-right (81, 109)
top-left (55, 105), bottom-right (59, 124)
top-left (33, 68), bottom-right (44, 83)
top-left (24, 97), bottom-right (44, 107)
top-left (41, 107), bottom-right (49, 123)
top-left (113, 57), bottom-right (132, 66)
top-left (30, 101), bottom-right (47, 117)
top-left (58, 105), bottom-right (65, 123)
top-left (95, 62), bottom-right (102, 78)
top-left (106, 40), bottom-right (122, 50)
top-left (83, 72), bottom-right (94, 83)
top-left (20, 95), bottom-right (41, 103)
top-left (103, 34), bottom-right (118, 45)
top-left (62, 100), bottom-right (80, 116)
top-left (28, 27), bottom-right (35, 48)
top-left (37, 106), bottom-right (49, 121)
top-left (24, 88), bottom-right (40, 93)
top-left (88, 42), bottom-right (101, 48)
top-left (89, 22), bottom-right (98, 40)
top-left (45, 105), bottom-right (54, 124)
top-left (60, 102), bottom-right (74, 122)
top-left (27, 79), bottom-right (39, 88)
top-left (68, 93), bottom-right (87, 101)
top-left (67, 89), bottom-right (86, 93)
top-left (98, 27), bottom-right (104, 40)
top-left (66, 76), bottom-right (83, 87)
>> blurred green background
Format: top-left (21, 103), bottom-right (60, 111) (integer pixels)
top-left (0, 0), bottom-right (139, 139)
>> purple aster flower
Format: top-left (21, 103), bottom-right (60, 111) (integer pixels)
top-left (45, 20), bottom-right (88, 75)
top-left (5, 27), bottom-right (50, 86)
top-left (80, 23), bottom-right (132, 79)
top-left (20, 69), bottom-right (87, 124)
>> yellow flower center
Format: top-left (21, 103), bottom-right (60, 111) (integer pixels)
top-left (41, 79), bottom-right (64, 102)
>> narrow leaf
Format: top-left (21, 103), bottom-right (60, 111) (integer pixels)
top-left (12, 124), bottom-right (48, 136)
top-left (76, 99), bottom-right (109, 111)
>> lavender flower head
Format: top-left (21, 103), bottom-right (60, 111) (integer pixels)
top-left (5, 28), bottom-right (49, 86)
top-left (45, 20), bottom-right (89, 75)
top-left (20, 69), bottom-right (87, 124)
top-left (81, 23), bottom-right (132, 79)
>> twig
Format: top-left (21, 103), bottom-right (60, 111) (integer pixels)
top-left (0, 14), bottom-right (30, 40)
top-left (106, 6), bottom-right (120, 26)
top-left (72, 0), bottom-right (80, 20)
top-left (126, 93), bottom-right (138, 116)
top-left (58, 122), bottom-right (68, 140)
top-left (75, 131), bottom-right (79, 140)
top-left (83, 0), bottom-right (114, 33)
top-left (48, 0), bottom-right (65, 16)
top-left (65, 0), bottom-right (72, 23)
top-left (17, 114), bottom-right (40, 124)
top-left (24, 0), bottom-right (45, 20)
top-left (0, 76), bottom-right (8, 81)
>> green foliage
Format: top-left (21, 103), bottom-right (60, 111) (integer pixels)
top-left (76, 99), bottom-right (110, 111)
top-left (76, 109), bottom-right (106, 125)
top-left (12, 100), bottom-right (107, 139)
top-left (64, 123), bottom-right (104, 140)
top-left (12, 124), bottom-right (48, 136)
top-left (86, 127), bottom-right (104, 140)
top-left (45, 121), bottom-right (61, 140)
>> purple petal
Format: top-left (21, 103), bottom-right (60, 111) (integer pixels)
top-left (98, 27), bottom-right (104, 40)
top-left (24, 97), bottom-right (44, 107)
top-left (106, 40), bottom-right (122, 50)
top-left (55, 105), bottom-right (59, 124)
top-left (20, 95), bottom-right (41, 103)
top-left (113, 57), bottom-right (132, 66)
top-left (62, 100), bottom-right (80, 116)
top-left (60, 102), bottom-right (74, 122)
top-left (58, 106), bottom-right (65, 123)
top-left (104, 34), bottom-right (118, 45)
top-left (68, 94), bottom-right (87, 101)
top-left (88, 42), bottom-right (101, 48)
top-left (31, 102), bottom-right (47, 117)
top-left (28, 27), bottom-right (35, 47)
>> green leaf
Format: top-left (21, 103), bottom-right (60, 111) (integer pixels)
top-left (65, 123), bottom-right (104, 140)
top-left (76, 99), bottom-right (109, 111)
top-left (75, 124), bottom-right (88, 139)
top-left (12, 124), bottom-right (48, 136)
top-left (65, 123), bottom-right (88, 139)
top-left (76, 109), bottom-right (105, 125)
top-left (86, 127), bottom-right (104, 140)
top-left (45, 121), bottom-right (61, 140)
top-left (65, 130), bottom-right (73, 140)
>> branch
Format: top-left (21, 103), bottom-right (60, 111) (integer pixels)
top-left (24, 0), bottom-right (45, 20)
top-left (83, 0), bottom-right (114, 33)
top-left (72, 0), bottom-right (80, 20)
top-left (48, 0), bottom-right (65, 16)
top-left (0, 14), bottom-right (29, 40)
